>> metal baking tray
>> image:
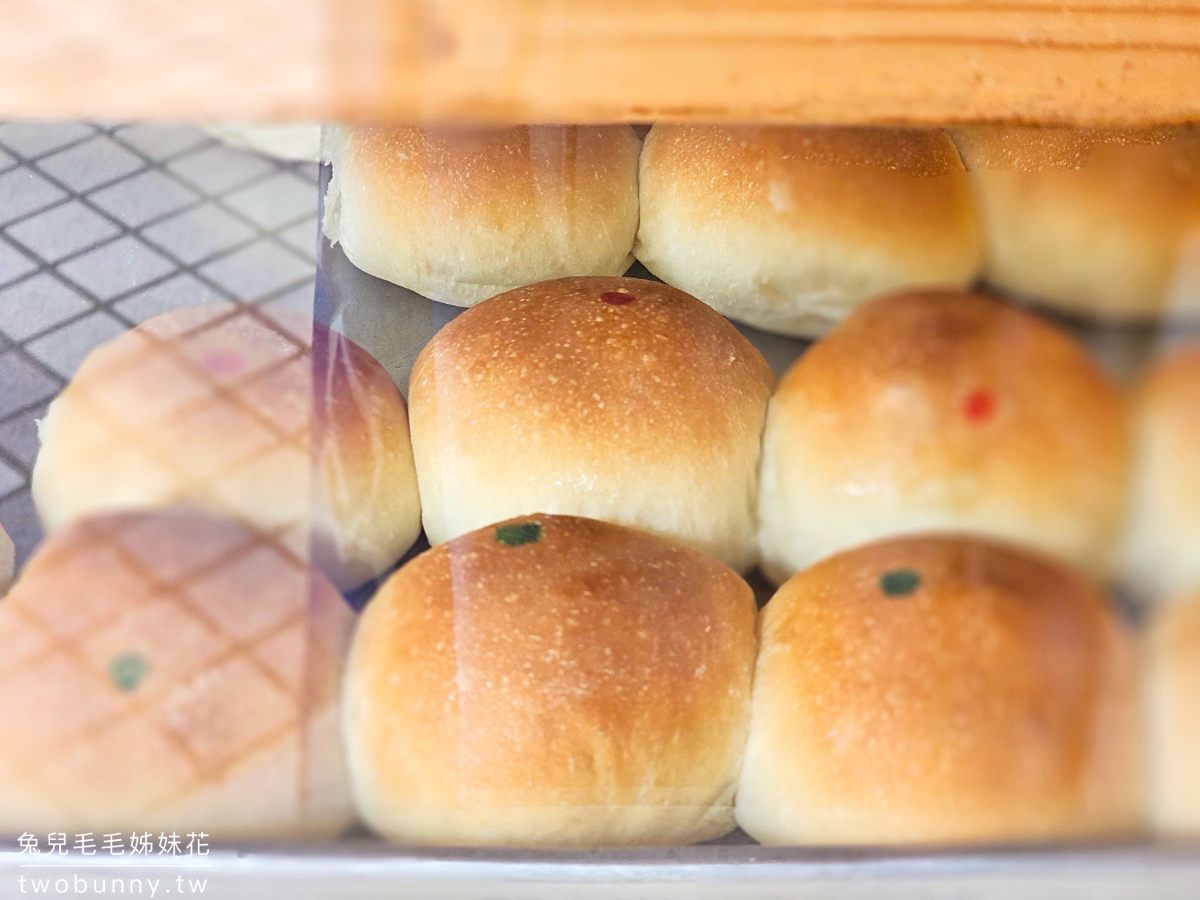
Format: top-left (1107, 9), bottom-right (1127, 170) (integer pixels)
top-left (4, 840), bottom-right (1200, 898)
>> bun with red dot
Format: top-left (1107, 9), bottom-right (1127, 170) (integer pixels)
top-left (738, 534), bottom-right (1142, 845)
top-left (635, 125), bottom-right (982, 337)
top-left (323, 125), bottom-right (641, 306)
top-left (1147, 591), bottom-right (1200, 836)
top-left (757, 289), bottom-right (1128, 584)
top-left (31, 303), bottom-right (421, 590)
top-left (408, 276), bottom-right (775, 572)
top-left (0, 509), bottom-right (355, 837)
top-left (1125, 344), bottom-right (1200, 601)
top-left (344, 513), bottom-right (757, 847)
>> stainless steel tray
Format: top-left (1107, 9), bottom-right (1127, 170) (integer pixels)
top-left (5, 841), bottom-right (1200, 899)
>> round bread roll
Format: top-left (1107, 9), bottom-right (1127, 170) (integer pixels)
top-left (1125, 344), bottom-right (1200, 601)
top-left (757, 289), bottom-right (1128, 585)
top-left (344, 513), bottom-right (757, 847)
top-left (954, 125), bottom-right (1200, 319)
top-left (408, 276), bottom-right (775, 572)
top-left (737, 535), bottom-right (1142, 846)
top-left (1147, 593), bottom-right (1200, 836)
top-left (32, 303), bottom-right (421, 590)
top-left (323, 125), bottom-right (641, 307)
top-left (634, 124), bottom-right (982, 337)
top-left (0, 522), bottom-right (12, 598)
top-left (0, 509), bottom-right (355, 837)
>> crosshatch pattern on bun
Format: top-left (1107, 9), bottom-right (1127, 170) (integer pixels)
top-left (954, 124), bottom-right (1200, 320)
top-left (0, 509), bottom-right (356, 837)
top-left (31, 303), bottom-right (421, 590)
top-left (343, 513), bottom-right (758, 847)
top-left (635, 124), bottom-right (982, 337)
top-left (408, 276), bottom-right (775, 572)
top-left (757, 289), bottom-right (1129, 585)
top-left (1147, 593), bottom-right (1200, 836)
top-left (1125, 344), bottom-right (1200, 601)
top-left (737, 534), bottom-right (1142, 846)
top-left (323, 125), bottom-right (642, 306)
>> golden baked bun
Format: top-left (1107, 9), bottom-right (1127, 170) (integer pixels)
top-left (1125, 344), bottom-right (1200, 601)
top-left (0, 509), bottom-right (355, 837)
top-left (31, 303), bottom-right (421, 590)
top-left (0, 522), bottom-right (12, 598)
top-left (635, 125), bottom-right (982, 337)
top-left (344, 514), bottom-right (757, 847)
top-left (1147, 593), bottom-right (1200, 836)
top-left (738, 535), bottom-right (1142, 846)
top-left (409, 276), bottom-right (774, 572)
top-left (954, 125), bottom-right (1200, 320)
top-left (757, 289), bottom-right (1128, 585)
top-left (323, 125), bottom-right (641, 307)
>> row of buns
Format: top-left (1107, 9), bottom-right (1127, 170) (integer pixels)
top-left (347, 517), bottom-right (1149, 847)
top-left (24, 281), bottom-right (1200, 603)
top-left (3, 506), bottom-right (1198, 847)
top-left (4, 284), bottom-right (1197, 846)
top-left (413, 277), bottom-right (1197, 601)
top-left (324, 123), bottom-right (1200, 334)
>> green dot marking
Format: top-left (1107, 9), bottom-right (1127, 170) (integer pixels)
top-left (880, 569), bottom-right (921, 598)
top-left (109, 653), bottom-right (147, 693)
top-left (495, 522), bottom-right (542, 547)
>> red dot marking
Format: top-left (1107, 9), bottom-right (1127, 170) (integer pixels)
top-left (963, 389), bottom-right (997, 424)
top-left (201, 348), bottom-right (244, 379)
top-left (600, 291), bottom-right (635, 306)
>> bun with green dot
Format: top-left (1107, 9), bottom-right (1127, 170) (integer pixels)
top-left (0, 508), bottom-right (356, 838)
top-left (738, 533), bottom-right (1141, 845)
top-left (409, 275), bottom-right (775, 573)
top-left (344, 513), bottom-right (757, 847)
top-left (494, 521), bottom-right (542, 546)
top-left (108, 653), bottom-right (147, 693)
top-left (758, 289), bottom-right (1127, 585)
top-left (879, 567), bottom-right (921, 597)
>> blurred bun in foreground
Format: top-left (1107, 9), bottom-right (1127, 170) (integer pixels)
top-left (737, 535), bottom-right (1141, 846)
top-left (635, 125), bottom-right (981, 337)
top-left (0, 522), bottom-right (12, 597)
top-left (0, 509), bottom-right (355, 837)
top-left (344, 514), bottom-right (757, 847)
top-left (757, 290), bottom-right (1128, 585)
top-left (32, 303), bottom-right (421, 590)
top-left (409, 276), bottom-right (774, 572)
top-left (1125, 344), bottom-right (1200, 601)
top-left (954, 125), bottom-right (1200, 320)
top-left (1147, 593), bottom-right (1200, 836)
top-left (323, 125), bottom-right (641, 307)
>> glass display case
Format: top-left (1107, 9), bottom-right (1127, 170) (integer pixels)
top-left (1, 5), bottom-right (1199, 897)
